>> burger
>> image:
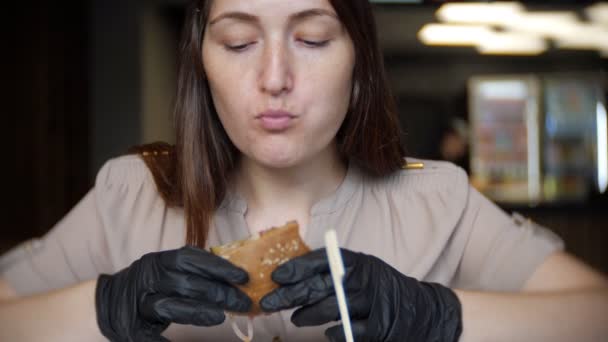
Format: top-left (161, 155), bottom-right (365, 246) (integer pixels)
top-left (211, 221), bottom-right (311, 315)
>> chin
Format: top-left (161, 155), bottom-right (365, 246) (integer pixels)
top-left (258, 155), bottom-right (300, 170)
top-left (252, 148), bottom-right (303, 170)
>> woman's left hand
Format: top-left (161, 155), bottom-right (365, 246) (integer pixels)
top-left (260, 248), bottom-right (462, 342)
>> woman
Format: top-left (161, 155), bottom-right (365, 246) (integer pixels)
top-left (1, 0), bottom-right (607, 341)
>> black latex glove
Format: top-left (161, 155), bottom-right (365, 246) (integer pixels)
top-left (260, 248), bottom-right (462, 342)
top-left (95, 246), bottom-right (252, 342)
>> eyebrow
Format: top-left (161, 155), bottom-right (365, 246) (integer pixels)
top-left (208, 8), bottom-right (338, 27)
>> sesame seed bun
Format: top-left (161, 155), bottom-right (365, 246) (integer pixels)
top-left (211, 221), bottom-right (311, 315)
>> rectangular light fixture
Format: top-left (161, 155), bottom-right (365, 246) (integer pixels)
top-left (418, 24), bottom-right (547, 55)
top-left (436, 2), bottom-right (524, 26)
top-left (554, 24), bottom-right (608, 51)
top-left (501, 12), bottom-right (581, 38)
top-left (425, 1), bottom-right (608, 56)
top-left (477, 32), bottom-right (547, 55)
top-left (586, 2), bottom-right (608, 26)
top-left (418, 24), bottom-right (492, 46)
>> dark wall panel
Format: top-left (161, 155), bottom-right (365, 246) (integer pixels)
top-left (4, 1), bottom-right (90, 250)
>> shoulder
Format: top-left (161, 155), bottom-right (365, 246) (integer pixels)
top-left (93, 154), bottom-right (178, 266)
top-left (348, 159), bottom-right (472, 280)
top-left (374, 157), bottom-right (469, 196)
top-left (95, 154), bottom-right (155, 191)
top-left (362, 157), bottom-right (471, 219)
top-left (93, 154), bottom-right (166, 223)
top-left (96, 142), bottom-right (179, 205)
top-left (397, 157), bottom-right (468, 185)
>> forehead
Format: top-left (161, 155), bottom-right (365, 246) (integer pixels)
top-left (207, 0), bottom-right (337, 22)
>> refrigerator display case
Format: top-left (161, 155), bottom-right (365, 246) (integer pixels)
top-left (542, 76), bottom-right (600, 202)
top-left (469, 73), bottom-right (605, 205)
top-left (469, 75), bottom-right (542, 204)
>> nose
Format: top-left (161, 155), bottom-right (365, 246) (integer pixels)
top-left (259, 40), bottom-right (293, 96)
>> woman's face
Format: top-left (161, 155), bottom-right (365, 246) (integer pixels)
top-left (202, 0), bottom-right (355, 169)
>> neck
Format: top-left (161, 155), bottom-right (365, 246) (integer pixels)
top-left (234, 143), bottom-right (347, 232)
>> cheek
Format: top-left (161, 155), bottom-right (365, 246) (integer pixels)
top-left (203, 54), bottom-right (251, 145)
top-left (204, 81), bottom-right (250, 153)
top-left (308, 43), bottom-right (355, 115)
top-left (305, 64), bottom-right (353, 130)
top-left (212, 95), bottom-right (250, 149)
top-left (203, 43), bottom-right (240, 111)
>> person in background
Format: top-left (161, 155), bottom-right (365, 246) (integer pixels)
top-left (1, 0), bottom-right (607, 341)
top-left (440, 117), bottom-right (469, 166)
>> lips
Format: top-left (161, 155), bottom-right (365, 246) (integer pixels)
top-left (256, 109), bottom-right (297, 131)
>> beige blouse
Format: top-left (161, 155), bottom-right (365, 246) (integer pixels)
top-left (0, 155), bottom-right (563, 341)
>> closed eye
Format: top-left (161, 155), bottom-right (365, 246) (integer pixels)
top-left (224, 42), bottom-right (256, 52)
top-left (300, 39), bottom-right (330, 48)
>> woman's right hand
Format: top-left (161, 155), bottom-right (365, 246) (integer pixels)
top-left (95, 246), bottom-right (251, 342)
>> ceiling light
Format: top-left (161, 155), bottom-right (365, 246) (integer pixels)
top-left (418, 24), bottom-right (493, 46)
top-left (436, 2), bottom-right (524, 26)
top-left (586, 2), bottom-right (608, 26)
top-left (554, 24), bottom-right (608, 51)
top-left (476, 32), bottom-right (547, 55)
top-left (501, 12), bottom-right (581, 38)
top-left (426, 2), bottom-right (608, 56)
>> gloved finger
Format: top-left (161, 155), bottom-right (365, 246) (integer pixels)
top-left (156, 274), bottom-right (252, 312)
top-left (133, 329), bottom-right (171, 342)
top-left (260, 272), bottom-right (334, 312)
top-left (272, 248), bottom-right (359, 284)
top-left (324, 320), bottom-right (369, 342)
top-left (160, 246), bottom-right (249, 284)
top-left (271, 249), bottom-right (330, 284)
top-left (141, 294), bottom-right (226, 326)
top-left (291, 291), bottom-right (371, 326)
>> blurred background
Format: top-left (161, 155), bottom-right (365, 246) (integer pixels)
top-left (4, 0), bottom-right (608, 273)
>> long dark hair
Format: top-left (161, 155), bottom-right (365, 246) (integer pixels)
top-left (134, 0), bottom-right (405, 248)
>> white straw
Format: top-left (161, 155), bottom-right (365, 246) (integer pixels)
top-left (324, 230), bottom-right (354, 342)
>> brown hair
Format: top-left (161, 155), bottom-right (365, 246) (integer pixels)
top-left (135, 0), bottom-right (405, 248)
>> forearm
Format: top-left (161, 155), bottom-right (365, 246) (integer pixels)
top-left (0, 279), bottom-right (106, 342)
top-left (456, 287), bottom-right (608, 342)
